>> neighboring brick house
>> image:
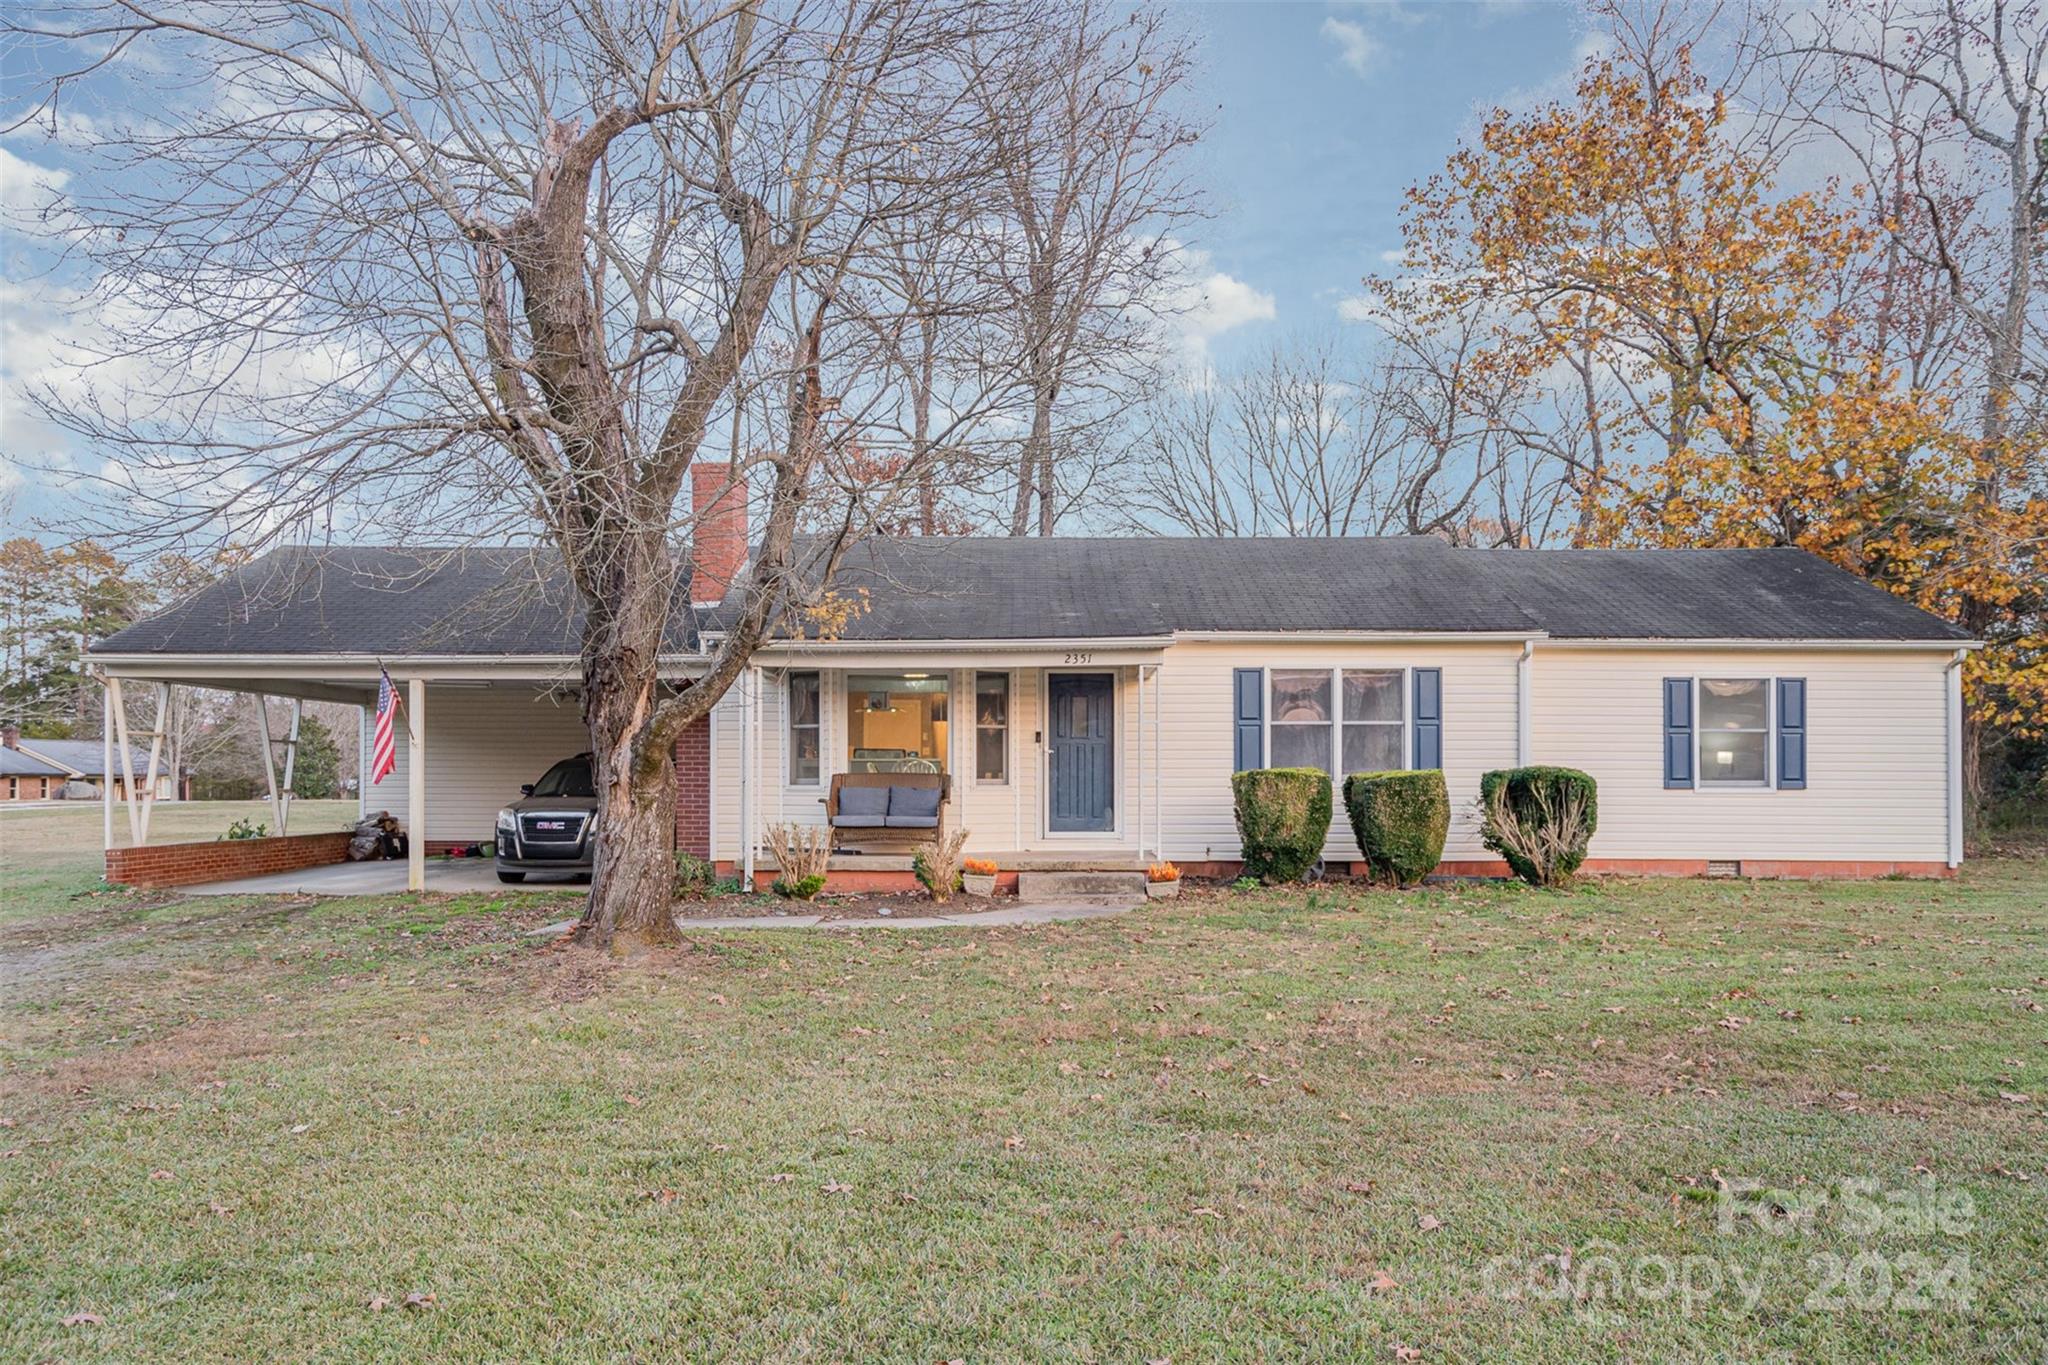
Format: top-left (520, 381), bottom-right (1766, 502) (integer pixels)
top-left (0, 724), bottom-right (185, 801)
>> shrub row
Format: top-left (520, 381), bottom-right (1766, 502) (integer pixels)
top-left (1231, 764), bottom-right (1596, 889)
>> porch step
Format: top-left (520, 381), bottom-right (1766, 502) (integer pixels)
top-left (1014, 870), bottom-right (1147, 903)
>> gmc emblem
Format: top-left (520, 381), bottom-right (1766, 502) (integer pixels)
top-left (535, 820), bottom-right (566, 832)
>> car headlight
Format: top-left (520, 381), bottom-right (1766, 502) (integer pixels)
top-left (496, 808), bottom-right (517, 833)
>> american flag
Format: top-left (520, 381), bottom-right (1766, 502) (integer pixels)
top-left (370, 669), bottom-right (397, 785)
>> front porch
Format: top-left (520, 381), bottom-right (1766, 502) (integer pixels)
top-left (718, 642), bottom-right (1174, 884)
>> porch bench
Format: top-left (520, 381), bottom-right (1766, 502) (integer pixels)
top-left (825, 771), bottom-right (951, 851)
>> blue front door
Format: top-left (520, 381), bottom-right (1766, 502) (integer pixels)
top-left (1048, 673), bottom-right (1114, 833)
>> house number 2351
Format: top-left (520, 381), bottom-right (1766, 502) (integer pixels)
top-left (1062, 651), bottom-right (1094, 665)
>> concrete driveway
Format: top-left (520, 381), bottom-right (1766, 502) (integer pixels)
top-left (183, 858), bottom-right (588, 896)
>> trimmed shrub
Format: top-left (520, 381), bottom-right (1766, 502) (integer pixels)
top-left (1343, 769), bottom-right (1450, 887)
top-left (771, 873), bottom-right (827, 901)
top-left (1479, 766), bottom-right (1598, 887)
top-left (1231, 768), bottom-right (1332, 884)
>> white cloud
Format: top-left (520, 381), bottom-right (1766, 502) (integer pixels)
top-left (1320, 17), bottom-right (1384, 78)
top-left (1168, 252), bottom-right (1277, 365)
top-left (1335, 294), bottom-right (1380, 324)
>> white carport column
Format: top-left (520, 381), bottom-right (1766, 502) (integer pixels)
top-left (101, 677), bottom-right (114, 852)
top-left (407, 678), bottom-right (426, 892)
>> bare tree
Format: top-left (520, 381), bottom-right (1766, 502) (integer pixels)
top-left (973, 0), bottom-right (1206, 535)
top-left (8, 0), bottom-right (1044, 946)
top-left (1116, 322), bottom-right (1570, 545)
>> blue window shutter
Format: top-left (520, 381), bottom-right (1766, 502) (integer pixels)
top-left (1233, 668), bottom-right (1264, 772)
top-left (1663, 678), bottom-right (1694, 788)
top-left (1776, 677), bottom-right (1807, 790)
top-left (1411, 668), bottom-right (1443, 770)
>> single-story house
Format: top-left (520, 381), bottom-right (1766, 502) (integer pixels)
top-left (87, 463), bottom-right (1975, 889)
top-left (0, 724), bottom-right (181, 801)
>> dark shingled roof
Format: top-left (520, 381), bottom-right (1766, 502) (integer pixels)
top-left (740, 537), bottom-right (1966, 642)
top-left (94, 547), bottom-right (694, 657)
top-left (1, 747), bottom-right (72, 778)
top-left (9, 737), bottom-right (161, 778)
top-left (94, 537), bottom-right (1967, 657)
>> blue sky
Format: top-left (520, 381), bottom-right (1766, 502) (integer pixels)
top-left (1174, 0), bottom-right (1592, 366)
top-left (0, 0), bottom-right (1596, 532)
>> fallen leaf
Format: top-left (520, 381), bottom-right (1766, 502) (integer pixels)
top-left (1394, 1347), bottom-right (1422, 1362)
top-left (289, 1123), bottom-right (310, 1134)
top-left (1190, 1206), bottom-right (1221, 1219)
top-left (1999, 1091), bottom-right (2031, 1104)
top-left (1341, 1179), bottom-right (1375, 1195)
top-left (62, 1311), bottom-right (104, 1327)
top-left (367, 1296), bottom-right (390, 1312)
top-left (1417, 1213), bottom-right (1444, 1232)
top-left (401, 1291), bottom-right (436, 1311)
top-left (767, 1173), bottom-right (795, 1184)
top-left (1003, 1135), bottom-right (1024, 1150)
top-left (1366, 1269), bottom-right (1398, 1293)
top-left (821, 1181), bottom-right (854, 1194)
top-left (148, 1169), bottom-right (173, 1181)
top-left (644, 1188), bottom-right (678, 1204)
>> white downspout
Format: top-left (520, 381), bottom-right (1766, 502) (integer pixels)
top-left (1516, 640), bottom-right (1535, 767)
top-left (1946, 648), bottom-right (1966, 869)
top-left (741, 666), bottom-right (757, 889)
top-left (1135, 663), bottom-right (1145, 861)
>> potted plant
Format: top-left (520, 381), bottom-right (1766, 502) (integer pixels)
top-left (1145, 862), bottom-right (1182, 899)
top-left (962, 857), bottom-right (999, 897)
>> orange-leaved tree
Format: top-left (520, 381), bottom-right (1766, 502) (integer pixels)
top-left (1384, 45), bottom-right (2046, 797)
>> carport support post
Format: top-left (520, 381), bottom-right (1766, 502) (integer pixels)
top-left (407, 679), bottom-right (426, 892)
top-left (101, 677), bottom-right (114, 852)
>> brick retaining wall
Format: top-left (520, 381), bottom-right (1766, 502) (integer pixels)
top-left (105, 832), bottom-right (353, 889)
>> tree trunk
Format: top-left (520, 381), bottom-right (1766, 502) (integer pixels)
top-left (576, 539), bottom-right (685, 950)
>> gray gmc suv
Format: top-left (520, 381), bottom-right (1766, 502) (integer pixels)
top-left (495, 753), bottom-right (598, 883)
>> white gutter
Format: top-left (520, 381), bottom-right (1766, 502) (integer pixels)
top-left (1946, 648), bottom-right (1967, 868)
top-left (1516, 640), bottom-right (1534, 766)
top-left (1172, 630), bottom-right (1543, 644)
top-left (727, 634), bottom-right (1175, 654)
top-left (1539, 637), bottom-right (1982, 652)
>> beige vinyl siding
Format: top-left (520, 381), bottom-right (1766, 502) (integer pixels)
top-left (1529, 647), bottom-right (1949, 862)
top-left (1153, 640), bottom-right (1522, 863)
top-left (376, 684), bottom-right (586, 844)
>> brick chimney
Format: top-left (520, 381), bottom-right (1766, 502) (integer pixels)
top-left (690, 461), bottom-right (748, 607)
top-left (1, 723), bottom-right (17, 749)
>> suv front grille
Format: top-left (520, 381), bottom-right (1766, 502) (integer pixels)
top-left (518, 812), bottom-right (588, 857)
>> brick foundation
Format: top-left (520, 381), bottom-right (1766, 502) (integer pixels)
top-left (673, 714), bottom-right (710, 858)
top-left (105, 832), bottom-right (353, 889)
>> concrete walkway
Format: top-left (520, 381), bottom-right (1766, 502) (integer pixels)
top-left (184, 859), bottom-right (586, 896)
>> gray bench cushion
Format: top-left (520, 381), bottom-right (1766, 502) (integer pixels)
top-left (831, 814), bottom-right (888, 828)
top-left (838, 785), bottom-right (889, 818)
top-left (883, 814), bottom-right (939, 828)
top-left (887, 785), bottom-right (942, 820)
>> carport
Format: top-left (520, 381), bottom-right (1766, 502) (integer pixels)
top-left (86, 547), bottom-right (708, 893)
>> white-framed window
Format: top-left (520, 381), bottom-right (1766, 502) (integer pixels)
top-left (973, 671), bottom-right (1009, 784)
top-left (787, 670), bottom-right (821, 785)
top-left (1268, 667), bottom-right (1410, 775)
top-left (1341, 669), bottom-right (1405, 773)
top-left (844, 672), bottom-right (948, 774)
top-left (1269, 669), bottom-right (1335, 771)
top-left (1698, 677), bottom-right (1769, 787)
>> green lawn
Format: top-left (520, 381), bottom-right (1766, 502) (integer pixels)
top-left (1, 839), bottom-right (2043, 1361)
top-left (0, 799), bottom-right (360, 927)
